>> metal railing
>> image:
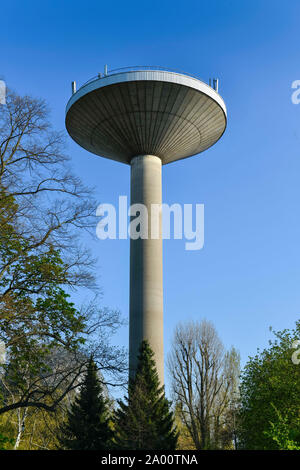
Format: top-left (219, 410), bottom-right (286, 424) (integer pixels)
top-left (79, 66), bottom-right (210, 88)
top-left (108, 65), bottom-right (205, 81)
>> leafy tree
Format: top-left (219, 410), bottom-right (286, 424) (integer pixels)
top-left (0, 345), bottom-right (122, 449)
top-left (239, 322), bottom-right (300, 449)
top-left (0, 91), bottom-right (96, 300)
top-left (0, 89), bottom-right (96, 411)
top-left (0, 294), bottom-right (125, 417)
top-left (114, 340), bottom-right (178, 450)
top-left (58, 357), bottom-right (113, 450)
top-left (0, 90), bottom-right (126, 418)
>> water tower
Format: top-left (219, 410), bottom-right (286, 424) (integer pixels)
top-left (65, 66), bottom-right (227, 385)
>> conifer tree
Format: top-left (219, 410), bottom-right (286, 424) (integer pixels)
top-left (58, 357), bottom-right (112, 450)
top-left (114, 341), bottom-right (178, 450)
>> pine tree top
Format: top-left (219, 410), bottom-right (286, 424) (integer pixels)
top-left (58, 356), bottom-right (113, 450)
top-left (114, 341), bottom-right (178, 450)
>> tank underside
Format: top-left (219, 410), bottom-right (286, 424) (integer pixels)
top-left (66, 71), bottom-right (227, 165)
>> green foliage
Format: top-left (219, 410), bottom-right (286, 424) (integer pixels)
top-left (0, 91), bottom-right (125, 432)
top-left (264, 404), bottom-right (300, 450)
top-left (114, 341), bottom-right (178, 450)
top-left (239, 322), bottom-right (300, 449)
top-left (0, 432), bottom-right (14, 450)
top-left (174, 403), bottom-right (196, 450)
top-left (0, 188), bottom-right (87, 385)
top-left (3, 286), bottom-right (85, 378)
top-left (0, 190), bottom-right (124, 424)
top-left (0, 405), bottom-right (65, 450)
top-left (58, 358), bottom-right (113, 450)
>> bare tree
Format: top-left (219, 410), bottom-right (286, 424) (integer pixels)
top-left (0, 90), bottom-right (97, 298)
top-left (210, 347), bottom-right (240, 449)
top-left (167, 320), bottom-right (240, 449)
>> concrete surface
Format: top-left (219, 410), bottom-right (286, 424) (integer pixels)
top-left (129, 155), bottom-right (164, 384)
top-left (66, 70), bottom-right (227, 165)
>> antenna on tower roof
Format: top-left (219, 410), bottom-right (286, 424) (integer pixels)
top-left (213, 78), bottom-right (219, 92)
top-left (71, 81), bottom-right (76, 95)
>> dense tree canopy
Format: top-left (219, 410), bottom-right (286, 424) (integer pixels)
top-left (239, 321), bottom-right (300, 450)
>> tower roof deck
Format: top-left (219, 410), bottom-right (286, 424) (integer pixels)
top-left (65, 66), bottom-right (227, 165)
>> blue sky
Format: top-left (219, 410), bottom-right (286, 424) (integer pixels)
top-left (1, 0), bottom-right (300, 392)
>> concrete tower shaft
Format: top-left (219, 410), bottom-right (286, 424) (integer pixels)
top-left (129, 155), bottom-right (163, 384)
